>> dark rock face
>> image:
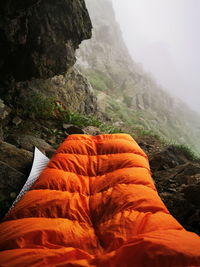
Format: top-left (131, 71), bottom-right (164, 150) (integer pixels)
top-left (0, 0), bottom-right (92, 87)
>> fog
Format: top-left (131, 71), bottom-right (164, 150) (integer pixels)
top-left (112, 0), bottom-right (200, 113)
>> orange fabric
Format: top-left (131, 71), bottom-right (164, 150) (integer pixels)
top-left (0, 134), bottom-right (200, 267)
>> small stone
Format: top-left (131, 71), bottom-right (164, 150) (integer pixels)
top-left (167, 188), bottom-right (177, 193)
top-left (63, 125), bottom-right (85, 135)
top-left (160, 192), bottom-right (172, 198)
top-left (12, 116), bottom-right (22, 126)
top-left (62, 123), bottom-right (72, 130)
top-left (186, 175), bottom-right (199, 185)
top-left (83, 126), bottom-right (101, 135)
top-left (0, 99), bottom-right (11, 120)
top-left (112, 121), bottom-right (124, 127)
top-left (10, 192), bottom-right (17, 199)
top-left (64, 131), bottom-right (69, 136)
top-left (48, 139), bottom-right (56, 145)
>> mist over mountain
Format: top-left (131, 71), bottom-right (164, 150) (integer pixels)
top-left (113, 0), bottom-right (200, 114)
top-left (76, 0), bottom-right (200, 154)
top-left (134, 42), bottom-right (184, 96)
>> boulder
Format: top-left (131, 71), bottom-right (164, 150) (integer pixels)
top-left (83, 126), bottom-right (101, 135)
top-left (0, 0), bottom-right (92, 84)
top-left (62, 125), bottom-right (85, 135)
top-left (12, 117), bottom-right (23, 127)
top-left (6, 134), bottom-right (53, 153)
top-left (0, 141), bottom-right (32, 175)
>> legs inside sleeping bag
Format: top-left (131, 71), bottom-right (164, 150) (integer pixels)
top-left (0, 134), bottom-right (200, 267)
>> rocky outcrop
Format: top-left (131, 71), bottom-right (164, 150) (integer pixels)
top-left (153, 160), bottom-right (200, 235)
top-left (138, 137), bottom-right (200, 235)
top-left (13, 67), bottom-right (98, 116)
top-left (0, 0), bottom-right (92, 86)
top-left (0, 0), bottom-right (97, 117)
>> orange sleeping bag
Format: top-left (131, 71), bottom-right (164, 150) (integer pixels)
top-left (0, 134), bottom-right (200, 267)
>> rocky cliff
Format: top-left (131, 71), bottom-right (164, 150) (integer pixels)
top-left (76, 0), bottom-right (200, 155)
top-left (0, 0), bottom-right (91, 83)
top-left (0, 0), bottom-right (97, 115)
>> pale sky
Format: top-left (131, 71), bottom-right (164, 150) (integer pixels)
top-left (112, 0), bottom-right (200, 113)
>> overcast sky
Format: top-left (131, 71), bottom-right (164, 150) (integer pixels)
top-left (112, 0), bottom-right (200, 113)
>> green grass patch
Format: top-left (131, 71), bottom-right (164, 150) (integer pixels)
top-left (15, 92), bottom-right (55, 119)
top-left (57, 107), bottom-right (122, 134)
top-left (67, 112), bottom-right (122, 133)
top-left (171, 144), bottom-right (200, 162)
top-left (88, 73), bottom-right (108, 92)
top-left (86, 70), bottom-right (114, 93)
top-left (135, 128), bottom-right (162, 140)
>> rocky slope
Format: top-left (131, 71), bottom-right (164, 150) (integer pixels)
top-left (137, 136), bottom-right (200, 235)
top-left (76, 0), bottom-right (200, 155)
